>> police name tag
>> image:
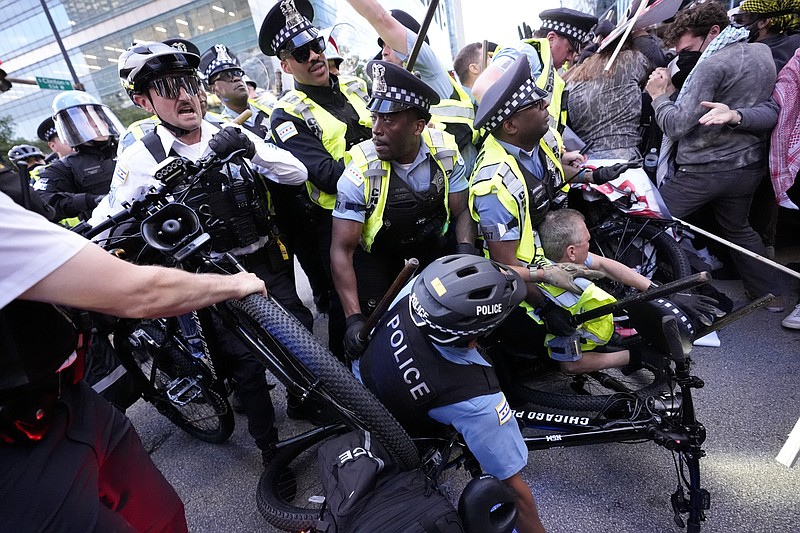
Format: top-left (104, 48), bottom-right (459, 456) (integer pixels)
top-left (495, 393), bottom-right (511, 426)
top-left (275, 121), bottom-right (298, 142)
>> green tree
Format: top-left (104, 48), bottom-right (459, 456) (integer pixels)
top-left (109, 105), bottom-right (151, 128)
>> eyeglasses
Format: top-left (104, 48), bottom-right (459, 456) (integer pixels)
top-left (149, 74), bottom-right (199, 99)
top-left (212, 69), bottom-right (244, 83)
top-left (280, 37), bottom-right (326, 64)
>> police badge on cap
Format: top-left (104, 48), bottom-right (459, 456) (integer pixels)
top-left (199, 44), bottom-right (241, 82)
top-left (163, 37), bottom-right (201, 58)
top-left (259, 0), bottom-right (319, 56)
top-left (366, 60), bottom-right (440, 114)
top-left (539, 7), bottom-right (598, 51)
top-left (474, 55), bottom-right (549, 132)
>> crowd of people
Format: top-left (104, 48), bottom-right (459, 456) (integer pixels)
top-left (2, 0), bottom-right (799, 531)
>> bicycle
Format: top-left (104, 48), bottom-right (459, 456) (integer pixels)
top-left (570, 160), bottom-right (693, 298)
top-left (254, 268), bottom-right (775, 533)
top-left (82, 149), bottom-right (419, 468)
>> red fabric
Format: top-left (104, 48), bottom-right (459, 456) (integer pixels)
top-left (770, 48), bottom-right (800, 209)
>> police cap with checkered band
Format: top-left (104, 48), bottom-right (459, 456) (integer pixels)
top-left (199, 44), bottom-right (241, 83)
top-left (37, 116), bottom-right (58, 142)
top-left (259, 0), bottom-right (319, 56)
top-left (539, 7), bottom-right (598, 51)
top-left (366, 60), bottom-right (440, 114)
top-left (473, 54), bottom-right (549, 132)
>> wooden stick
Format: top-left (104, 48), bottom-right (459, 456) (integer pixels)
top-left (604, 0), bottom-right (649, 71)
top-left (359, 258), bottom-right (420, 341)
top-left (406, 0), bottom-right (439, 72)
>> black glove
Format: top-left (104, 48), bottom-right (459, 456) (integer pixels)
top-left (538, 300), bottom-right (576, 337)
top-left (344, 313), bottom-right (367, 360)
top-left (592, 163), bottom-right (630, 184)
top-left (455, 242), bottom-right (481, 256)
top-left (208, 126), bottom-right (256, 160)
top-left (669, 292), bottom-right (726, 327)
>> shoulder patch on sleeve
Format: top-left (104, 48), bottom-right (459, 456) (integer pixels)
top-left (112, 164), bottom-right (128, 186)
top-left (344, 165), bottom-right (365, 186)
top-left (495, 393), bottom-right (512, 426)
top-left (276, 121), bottom-right (299, 142)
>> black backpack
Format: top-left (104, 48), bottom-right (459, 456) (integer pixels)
top-left (316, 430), bottom-right (464, 533)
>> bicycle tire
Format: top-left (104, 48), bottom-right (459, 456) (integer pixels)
top-left (493, 349), bottom-right (670, 413)
top-left (256, 425), bottom-right (348, 532)
top-left (591, 219), bottom-right (692, 298)
top-left (115, 320), bottom-right (235, 443)
top-left (230, 295), bottom-right (419, 471)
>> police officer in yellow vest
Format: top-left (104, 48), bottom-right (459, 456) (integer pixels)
top-left (469, 55), bottom-right (608, 348)
top-left (346, 1), bottom-right (478, 176)
top-left (259, 0), bottom-right (372, 360)
top-left (472, 7), bottom-right (597, 136)
top-left (331, 60), bottom-right (477, 358)
top-left (200, 44), bottom-right (272, 139)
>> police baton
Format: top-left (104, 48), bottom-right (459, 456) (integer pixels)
top-left (405, 0), bottom-right (439, 72)
top-left (358, 257), bottom-right (420, 342)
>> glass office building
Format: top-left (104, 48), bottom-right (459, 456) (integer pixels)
top-left (0, 0), bottom-right (459, 142)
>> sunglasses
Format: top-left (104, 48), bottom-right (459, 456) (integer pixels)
top-left (149, 74), bottom-right (199, 99)
top-left (516, 99), bottom-right (548, 114)
top-left (281, 37), bottom-right (326, 64)
top-left (212, 69), bottom-right (244, 83)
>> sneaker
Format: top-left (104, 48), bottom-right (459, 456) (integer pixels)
top-left (782, 304), bottom-right (800, 329)
top-left (765, 296), bottom-right (785, 314)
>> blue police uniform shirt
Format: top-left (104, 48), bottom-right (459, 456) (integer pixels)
top-left (472, 139), bottom-right (543, 243)
top-left (352, 281), bottom-right (528, 481)
top-left (393, 28), bottom-right (453, 100)
top-left (333, 139), bottom-right (467, 223)
top-left (491, 41), bottom-right (546, 80)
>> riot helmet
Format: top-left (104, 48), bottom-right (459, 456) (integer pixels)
top-left (409, 254), bottom-right (526, 346)
top-left (118, 41), bottom-right (201, 102)
top-left (51, 91), bottom-right (124, 148)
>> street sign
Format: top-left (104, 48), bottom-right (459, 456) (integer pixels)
top-left (35, 76), bottom-right (73, 90)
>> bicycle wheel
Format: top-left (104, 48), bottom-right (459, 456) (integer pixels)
top-left (257, 425), bottom-right (348, 532)
top-left (229, 294), bottom-right (419, 471)
top-left (115, 320), bottom-right (235, 443)
top-left (591, 219), bottom-right (692, 298)
top-left (493, 350), bottom-right (670, 413)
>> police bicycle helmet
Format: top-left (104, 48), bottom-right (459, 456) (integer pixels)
top-left (51, 90), bottom-right (125, 149)
top-left (409, 254), bottom-right (526, 346)
top-left (7, 144), bottom-right (45, 165)
top-left (118, 41), bottom-right (201, 101)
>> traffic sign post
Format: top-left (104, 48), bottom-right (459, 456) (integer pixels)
top-left (35, 76), bottom-right (74, 90)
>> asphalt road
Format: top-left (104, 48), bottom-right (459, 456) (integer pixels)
top-left (127, 258), bottom-right (800, 533)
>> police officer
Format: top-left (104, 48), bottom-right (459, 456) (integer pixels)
top-left (7, 144), bottom-right (46, 172)
top-left (118, 38), bottom-right (225, 155)
top-left (259, 0), bottom-right (373, 360)
top-left (0, 190), bottom-right (267, 531)
top-left (356, 254), bottom-right (546, 533)
top-left (472, 7), bottom-right (597, 135)
top-left (91, 41), bottom-right (311, 460)
top-left (35, 91), bottom-right (124, 223)
top-left (331, 60), bottom-right (475, 358)
top-left (470, 55), bottom-right (610, 344)
top-left (346, 0), bottom-right (478, 176)
top-left (0, 154), bottom-right (56, 220)
top-left (200, 44), bottom-right (273, 139)
top-left (36, 115), bottom-right (73, 160)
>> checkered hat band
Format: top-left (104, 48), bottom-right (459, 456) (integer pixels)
top-left (272, 19), bottom-right (313, 53)
top-left (375, 85), bottom-right (429, 108)
top-left (205, 59), bottom-right (238, 80)
top-left (484, 78), bottom-right (537, 132)
top-left (45, 127), bottom-right (57, 139)
top-left (540, 18), bottom-right (587, 42)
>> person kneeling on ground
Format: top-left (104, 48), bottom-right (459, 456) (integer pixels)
top-left (354, 254), bottom-right (546, 533)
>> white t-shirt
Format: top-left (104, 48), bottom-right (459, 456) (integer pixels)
top-left (0, 192), bottom-right (88, 308)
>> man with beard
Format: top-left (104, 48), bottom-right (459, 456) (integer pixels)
top-left (330, 60), bottom-right (475, 359)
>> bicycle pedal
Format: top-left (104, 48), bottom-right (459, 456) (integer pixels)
top-left (699, 488), bottom-right (711, 510)
top-left (166, 377), bottom-right (201, 405)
